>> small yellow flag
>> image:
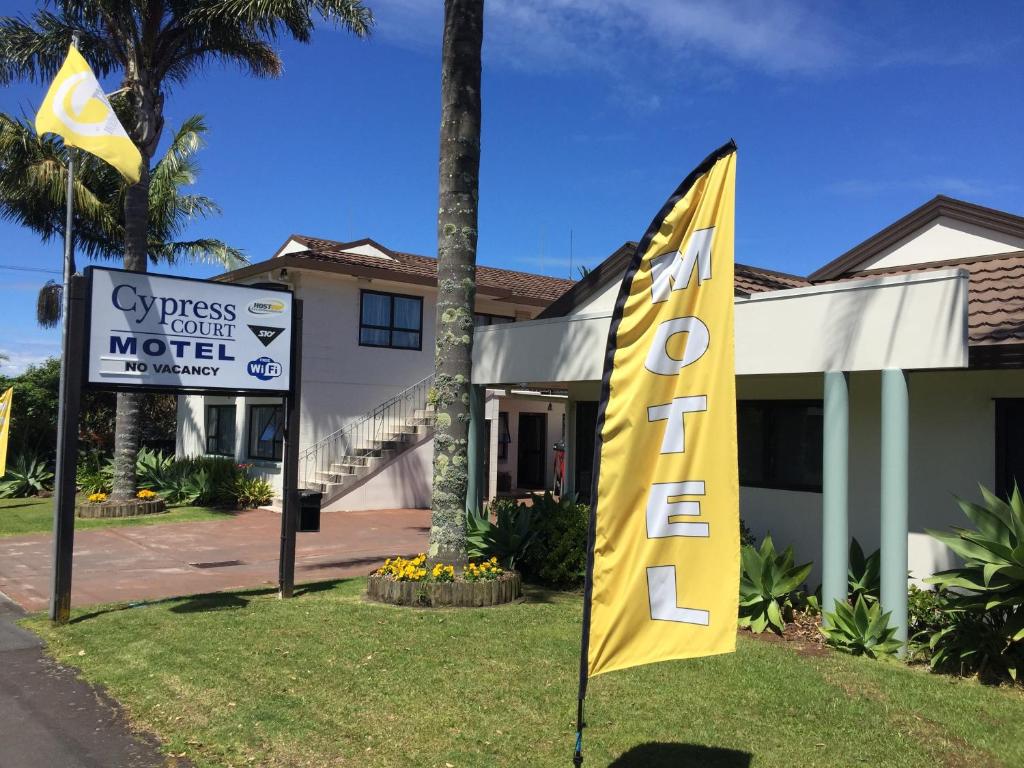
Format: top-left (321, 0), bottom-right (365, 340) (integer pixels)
top-left (35, 45), bottom-right (142, 183)
top-left (0, 387), bottom-right (12, 477)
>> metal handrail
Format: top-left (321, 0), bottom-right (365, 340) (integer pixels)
top-left (299, 373), bottom-right (435, 492)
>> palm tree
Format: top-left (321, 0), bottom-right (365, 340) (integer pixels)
top-left (0, 113), bottom-right (247, 327)
top-left (0, 1), bottom-right (373, 499)
top-left (429, 0), bottom-right (483, 563)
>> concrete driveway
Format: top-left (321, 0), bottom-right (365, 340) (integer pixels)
top-left (0, 508), bottom-right (431, 613)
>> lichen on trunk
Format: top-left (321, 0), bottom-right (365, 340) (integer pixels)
top-left (429, 0), bottom-right (484, 564)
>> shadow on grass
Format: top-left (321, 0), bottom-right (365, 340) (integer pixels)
top-left (67, 578), bottom-right (360, 624)
top-left (610, 743), bottom-right (752, 767)
top-left (170, 594), bottom-right (250, 613)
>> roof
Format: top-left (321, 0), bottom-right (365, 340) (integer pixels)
top-left (537, 241), bottom-right (809, 319)
top-left (852, 251), bottom-right (1024, 348)
top-left (221, 236), bottom-right (576, 307)
top-left (808, 196), bottom-right (1024, 281)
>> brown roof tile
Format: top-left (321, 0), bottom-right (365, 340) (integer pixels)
top-left (735, 263), bottom-right (810, 294)
top-left (287, 236), bottom-right (576, 304)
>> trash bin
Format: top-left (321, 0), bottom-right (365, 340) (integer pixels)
top-left (298, 489), bottom-right (322, 533)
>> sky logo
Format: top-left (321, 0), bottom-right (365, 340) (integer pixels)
top-left (247, 356), bottom-right (283, 381)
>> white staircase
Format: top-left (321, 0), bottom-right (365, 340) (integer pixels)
top-left (299, 375), bottom-right (435, 508)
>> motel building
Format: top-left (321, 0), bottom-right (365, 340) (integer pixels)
top-left (179, 195), bottom-right (1024, 625)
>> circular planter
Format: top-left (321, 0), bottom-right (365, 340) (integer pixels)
top-left (76, 498), bottom-right (167, 519)
top-left (367, 571), bottom-right (521, 608)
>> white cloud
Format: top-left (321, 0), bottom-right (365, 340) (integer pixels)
top-left (371, 0), bottom-right (847, 77)
top-left (0, 338), bottom-right (59, 375)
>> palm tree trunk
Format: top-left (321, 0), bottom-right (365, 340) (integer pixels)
top-left (110, 163), bottom-right (149, 501)
top-left (428, 0), bottom-right (484, 563)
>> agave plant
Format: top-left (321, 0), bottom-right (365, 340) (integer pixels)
top-left (925, 485), bottom-right (1024, 680)
top-left (739, 534), bottom-right (813, 634)
top-left (821, 596), bottom-right (903, 659)
top-left (0, 453), bottom-right (54, 498)
top-left (849, 538), bottom-right (881, 604)
top-left (466, 500), bottom-right (537, 570)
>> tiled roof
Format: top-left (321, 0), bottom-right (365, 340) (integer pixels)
top-left (735, 263), bottom-right (810, 294)
top-left (287, 236), bottom-right (576, 304)
top-left (851, 251), bottom-right (1024, 347)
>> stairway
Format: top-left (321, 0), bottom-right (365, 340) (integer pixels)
top-left (298, 375), bottom-right (435, 508)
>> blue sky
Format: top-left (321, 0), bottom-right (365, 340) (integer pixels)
top-left (1, 1), bottom-right (1022, 372)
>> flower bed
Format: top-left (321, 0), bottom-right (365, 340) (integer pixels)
top-left (367, 555), bottom-right (521, 608)
top-left (76, 497), bottom-right (167, 519)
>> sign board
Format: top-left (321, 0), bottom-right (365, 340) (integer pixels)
top-left (85, 267), bottom-right (293, 393)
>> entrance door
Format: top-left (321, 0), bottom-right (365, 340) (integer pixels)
top-left (574, 402), bottom-right (598, 504)
top-left (995, 399), bottom-right (1024, 498)
top-left (517, 413), bottom-right (547, 489)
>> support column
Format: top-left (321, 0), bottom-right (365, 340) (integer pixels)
top-left (880, 368), bottom-right (909, 651)
top-left (466, 384), bottom-right (485, 512)
top-left (563, 399), bottom-right (577, 498)
top-left (822, 371), bottom-right (849, 621)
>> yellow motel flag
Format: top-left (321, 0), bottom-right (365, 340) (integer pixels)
top-left (583, 140), bottom-right (739, 679)
top-left (35, 45), bottom-right (142, 183)
top-left (0, 387), bottom-right (12, 477)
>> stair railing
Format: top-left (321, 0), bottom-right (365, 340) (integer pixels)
top-left (299, 373), bottom-right (435, 491)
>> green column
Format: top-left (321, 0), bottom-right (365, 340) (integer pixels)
top-left (466, 384), bottom-right (485, 513)
top-left (822, 371), bottom-right (849, 623)
top-left (881, 368), bottom-right (909, 651)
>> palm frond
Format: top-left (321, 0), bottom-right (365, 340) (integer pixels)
top-left (0, 11), bottom-right (116, 85)
top-left (152, 238), bottom-right (248, 269)
top-left (36, 280), bottom-right (62, 328)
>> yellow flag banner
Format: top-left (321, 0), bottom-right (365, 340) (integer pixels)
top-left (0, 387), bottom-right (12, 477)
top-left (582, 140), bottom-right (739, 680)
top-left (35, 45), bottom-right (142, 183)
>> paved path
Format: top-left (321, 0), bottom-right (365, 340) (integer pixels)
top-left (0, 595), bottom-right (186, 767)
top-left (0, 508), bottom-right (431, 613)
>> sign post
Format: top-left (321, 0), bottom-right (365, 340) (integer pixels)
top-left (279, 300), bottom-right (303, 598)
top-left (51, 267), bottom-right (300, 622)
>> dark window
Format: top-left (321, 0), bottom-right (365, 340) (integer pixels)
top-left (498, 412), bottom-right (511, 461)
top-left (248, 404), bottom-right (284, 461)
top-left (995, 399), bottom-right (1024, 499)
top-left (359, 290), bottom-right (423, 350)
top-left (205, 404), bottom-right (236, 456)
top-left (474, 312), bottom-right (515, 327)
top-left (737, 400), bottom-right (823, 492)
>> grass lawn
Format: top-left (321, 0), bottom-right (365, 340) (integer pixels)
top-left (25, 579), bottom-right (1024, 768)
top-left (0, 496), bottom-right (234, 538)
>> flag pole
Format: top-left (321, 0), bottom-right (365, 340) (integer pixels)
top-left (49, 32), bottom-right (80, 623)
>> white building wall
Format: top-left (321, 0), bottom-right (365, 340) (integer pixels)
top-left (861, 216), bottom-right (1024, 272)
top-left (737, 369), bottom-right (1024, 584)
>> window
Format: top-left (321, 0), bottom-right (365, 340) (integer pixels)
top-left (248, 404), bottom-right (284, 461)
top-left (474, 312), bottom-right (514, 327)
top-left (359, 290), bottom-right (422, 350)
top-left (205, 404), bottom-right (236, 456)
top-left (498, 412), bottom-right (511, 461)
top-left (995, 399), bottom-right (1024, 499)
top-left (737, 400), bottom-right (823, 492)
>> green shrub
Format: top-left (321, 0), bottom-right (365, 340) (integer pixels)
top-left (0, 453), bottom-right (54, 498)
top-left (466, 498), bottom-right (536, 569)
top-left (134, 447), bottom-right (176, 491)
top-left (821, 595), bottom-right (902, 659)
top-left (848, 538), bottom-right (881, 604)
top-left (518, 492), bottom-right (589, 588)
top-left (738, 534), bottom-right (813, 634)
top-left (907, 584), bottom-right (955, 658)
top-left (739, 518), bottom-right (757, 547)
top-left (233, 476), bottom-right (274, 508)
top-left (925, 485), bottom-right (1024, 681)
top-left (75, 450), bottom-right (112, 495)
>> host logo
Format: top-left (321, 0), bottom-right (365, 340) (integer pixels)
top-left (247, 298), bottom-right (286, 315)
top-left (247, 356), bottom-right (283, 381)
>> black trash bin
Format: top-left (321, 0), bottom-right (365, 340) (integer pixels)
top-left (298, 489), bottom-right (322, 533)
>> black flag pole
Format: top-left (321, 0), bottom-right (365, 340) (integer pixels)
top-left (49, 32), bottom-right (81, 623)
